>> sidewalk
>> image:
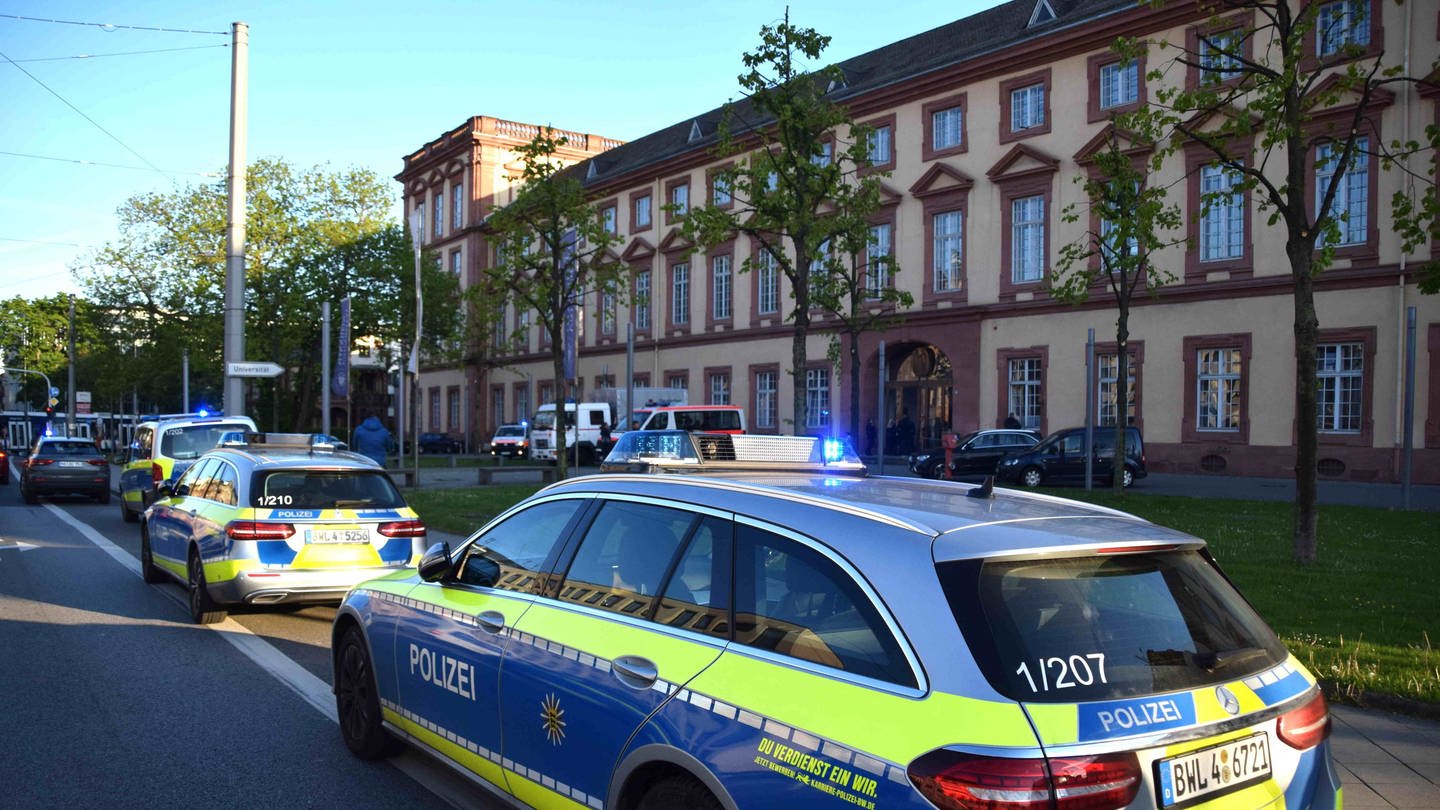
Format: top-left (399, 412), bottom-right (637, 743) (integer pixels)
top-left (1332, 706), bottom-right (1440, 808)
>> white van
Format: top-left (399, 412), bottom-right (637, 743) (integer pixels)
top-left (531, 402), bottom-right (613, 464)
top-left (638, 405), bottom-right (746, 434)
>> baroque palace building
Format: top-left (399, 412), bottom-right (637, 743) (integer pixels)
top-left (400, 0), bottom-right (1440, 484)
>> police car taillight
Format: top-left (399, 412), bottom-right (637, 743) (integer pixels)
top-left (226, 521), bottom-right (295, 540)
top-left (908, 750), bottom-right (1140, 810)
top-left (378, 519), bottom-right (426, 538)
top-left (1277, 691), bottom-right (1330, 750)
top-left (151, 462), bottom-right (164, 485)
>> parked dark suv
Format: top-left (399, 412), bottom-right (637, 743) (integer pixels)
top-left (907, 428), bottom-right (1041, 479)
top-left (994, 425), bottom-right (1146, 488)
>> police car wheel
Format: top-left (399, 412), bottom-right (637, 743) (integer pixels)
top-left (187, 552), bottom-right (226, 624)
top-left (120, 496), bottom-right (138, 523)
top-left (635, 775), bottom-right (721, 810)
top-left (1021, 467), bottom-right (1044, 488)
top-left (139, 527), bottom-right (165, 584)
top-left (336, 625), bottom-right (399, 760)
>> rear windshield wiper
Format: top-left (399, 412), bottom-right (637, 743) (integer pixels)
top-left (1197, 646), bottom-right (1270, 671)
top-left (333, 499), bottom-right (373, 509)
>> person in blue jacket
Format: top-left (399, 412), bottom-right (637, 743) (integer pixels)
top-left (351, 415), bottom-right (391, 467)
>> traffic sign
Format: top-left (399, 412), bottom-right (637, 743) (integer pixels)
top-left (48, 397), bottom-right (59, 407)
top-left (226, 361), bottom-right (284, 378)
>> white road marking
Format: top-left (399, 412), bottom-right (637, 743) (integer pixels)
top-left (44, 503), bottom-right (492, 810)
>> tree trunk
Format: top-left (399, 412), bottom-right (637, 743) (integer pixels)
top-left (552, 333), bottom-right (569, 479)
top-left (1290, 247), bottom-right (1319, 563)
top-left (1113, 303), bottom-right (1130, 494)
top-left (848, 330), bottom-right (861, 446)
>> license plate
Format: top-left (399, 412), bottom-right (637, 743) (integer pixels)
top-left (1157, 732), bottom-right (1271, 808)
top-left (58, 461), bottom-right (87, 468)
top-left (307, 528), bottom-right (370, 544)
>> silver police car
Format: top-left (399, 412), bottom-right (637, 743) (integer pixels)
top-left (332, 431), bottom-right (1339, 810)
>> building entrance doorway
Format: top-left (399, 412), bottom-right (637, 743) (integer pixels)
top-left (883, 344), bottom-right (953, 454)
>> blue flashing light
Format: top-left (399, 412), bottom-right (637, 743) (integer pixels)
top-left (822, 438), bottom-right (845, 463)
top-left (197, 408), bottom-right (210, 417)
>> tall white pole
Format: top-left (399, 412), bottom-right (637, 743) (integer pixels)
top-left (322, 302), bottom-right (331, 438)
top-left (223, 21), bottom-right (249, 417)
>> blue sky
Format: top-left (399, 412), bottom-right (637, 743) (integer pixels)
top-left (1, 0), bottom-right (1002, 299)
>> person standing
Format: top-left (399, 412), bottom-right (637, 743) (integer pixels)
top-left (864, 418), bottom-right (877, 456)
top-left (352, 415), bottom-right (391, 468)
top-left (1004, 413), bottom-right (1022, 429)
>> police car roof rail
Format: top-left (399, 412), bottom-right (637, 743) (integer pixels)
top-left (146, 410), bottom-right (229, 422)
top-left (599, 430), bottom-right (866, 477)
top-left (219, 431), bottom-right (341, 454)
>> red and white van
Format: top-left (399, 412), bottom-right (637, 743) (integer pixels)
top-left (637, 405), bottom-right (746, 434)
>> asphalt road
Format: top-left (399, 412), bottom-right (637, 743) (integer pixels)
top-left (0, 487), bottom-right (498, 810)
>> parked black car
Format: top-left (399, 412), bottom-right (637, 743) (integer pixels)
top-left (20, 436), bottom-right (110, 504)
top-left (994, 425), bottom-right (1146, 488)
top-left (907, 428), bottom-right (1041, 479)
top-left (416, 432), bottom-right (462, 454)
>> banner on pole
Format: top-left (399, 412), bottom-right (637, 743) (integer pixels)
top-left (331, 297), bottom-right (351, 398)
top-left (561, 227), bottom-right (578, 383)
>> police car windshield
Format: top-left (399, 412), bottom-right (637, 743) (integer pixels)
top-left (253, 470), bottom-right (405, 510)
top-left (937, 550), bottom-right (1287, 703)
top-left (161, 422), bottom-right (253, 460)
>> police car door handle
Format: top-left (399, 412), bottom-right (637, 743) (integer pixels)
top-left (476, 610), bottom-right (506, 634)
top-left (611, 655), bottom-right (658, 690)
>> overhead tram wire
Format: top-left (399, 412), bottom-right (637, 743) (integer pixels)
top-left (6, 44), bottom-right (229, 63)
top-left (0, 150), bottom-right (220, 177)
top-left (0, 15), bottom-right (229, 36)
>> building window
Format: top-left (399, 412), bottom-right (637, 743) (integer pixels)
top-left (711, 255), bottom-right (732, 320)
top-left (1199, 30), bottom-right (1243, 83)
top-left (757, 249), bottom-right (779, 315)
top-left (812, 141), bottom-right (833, 167)
top-left (866, 223), bottom-right (892, 297)
top-left (1317, 342), bottom-right (1363, 433)
top-left (429, 387), bottom-right (441, 430)
top-left (1010, 83), bottom-right (1045, 131)
top-left (492, 387), bottom-right (505, 428)
top-left (933, 211), bottom-right (963, 292)
top-left (709, 372), bottom-right (730, 405)
top-left (1317, 0), bottom-right (1370, 56)
top-left (804, 368), bottom-right (830, 429)
top-left (516, 387), bottom-right (532, 425)
top-left (933, 105), bottom-right (964, 151)
top-left (711, 174), bottom-right (732, 206)
top-left (452, 182), bottom-right (463, 229)
top-left (450, 250), bottom-right (462, 277)
top-left (538, 382), bottom-right (554, 407)
top-left (1200, 163), bottom-right (1245, 261)
top-left (809, 240), bottom-right (831, 290)
top-left (1007, 358), bottom-right (1042, 430)
top-left (1011, 195), bottom-right (1045, 283)
top-left (1315, 138), bottom-right (1369, 247)
top-left (671, 263), bottom-right (690, 326)
top-left (1196, 348), bottom-right (1242, 431)
top-left (634, 194), bottom-right (651, 229)
top-left (755, 370), bottom-right (778, 429)
top-left (635, 270), bottom-right (651, 331)
top-left (601, 290), bottom-right (616, 335)
top-left (867, 124), bottom-right (892, 166)
top-left (447, 387), bottom-right (461, 431)
top-left (1098, 353), bottom-right (1136, 426)
top-left (1099, 60), bottom-right (1138, 109)
top-left (671, 182), bottom-right (689, 215)
top-left (601, 205), bottom-right (617, 234)
top-left (667, 372), bottom-right (688, 391)
top-left (433, 193), bottom-right (443, 238)
top-left (491, 303), bottom-right (507, 349)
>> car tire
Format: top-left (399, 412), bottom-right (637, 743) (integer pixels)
top-left (120, 496), bottom-right (138, 523)
top-left (925, 462), bottom-right (948, 480)
top-left (140, 526), bottom-right (165, 584)
top-left (635, 775), bottom-right (722, 810)
top-left (96, 489), bottom-right (111, 505)
top-left (187, 550), bottom-right (226, 624)
top-left (335, 624), bottom-right (401, 760)
top-left (22, 485), bottom-right (38, 505)
top-left (1020, 467), bottom-right (1044, 488)
top-left (1121, 467), bottom-right (1135, 488)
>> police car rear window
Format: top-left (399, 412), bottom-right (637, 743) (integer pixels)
top-left (938, 550), bottom-right (1286, 703)
top-left (253, 470), bottom-right (405, 510)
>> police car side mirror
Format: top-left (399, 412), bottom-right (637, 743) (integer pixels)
top-left (417, 542), bottom-right (453, 582)
top-left (156, 482), bottom-right (175, 500)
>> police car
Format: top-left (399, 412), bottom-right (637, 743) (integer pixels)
top-left (331, 431), bottom-right (1339, 810)
top-left (142, 432), bottom-right (428, 624)
top-left (118, 411), bottom-right (258, 523)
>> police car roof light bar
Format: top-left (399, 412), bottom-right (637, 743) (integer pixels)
top-left (600, 430), bottom-right (867, 477)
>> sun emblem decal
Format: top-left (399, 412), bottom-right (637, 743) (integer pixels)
top-left (541, 693), bottom-right (566, 745)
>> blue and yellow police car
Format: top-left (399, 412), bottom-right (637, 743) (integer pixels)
top-left (331, 431), bottom-right (1340, 810)
top-left (118, 411), bottom-right (258, 523)
top-left (141, 432), bottom-right (428, 624)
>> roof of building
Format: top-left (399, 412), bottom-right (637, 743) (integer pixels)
top-left (576, 0), bottom-right (1137, 189)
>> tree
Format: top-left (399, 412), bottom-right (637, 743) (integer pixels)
top-left (1126, 2), bottom-right (1439, 561)
top-left (679, 12), bottom-right (877, 432)
top-left (811, 177), bottom-right (913, 445)
top-left (484, 128), bottom-right (626, 477)
top-left (75, 159), bottom-right (458, 429)
top-left (0, 295), bottom-right (107, 412)
top-left (1051, 124), bottom-right (1185, 492)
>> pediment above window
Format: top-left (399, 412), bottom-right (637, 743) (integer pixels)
top-left (657, 227), bottom-right (694, 255)
top-left (621, 237), bottom-right (656, 261)
top-left (985, 143), bottom-right (1060, 182)
top-left (908, 163), bottom-right (975, 198)
top-left (1073, 125), bottom-right (1153, 165)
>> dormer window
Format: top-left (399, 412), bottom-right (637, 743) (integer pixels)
top-left (1028, 0), bottom-right (1056, 26)
top-left (688, 120), bottom-right (703, 142)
